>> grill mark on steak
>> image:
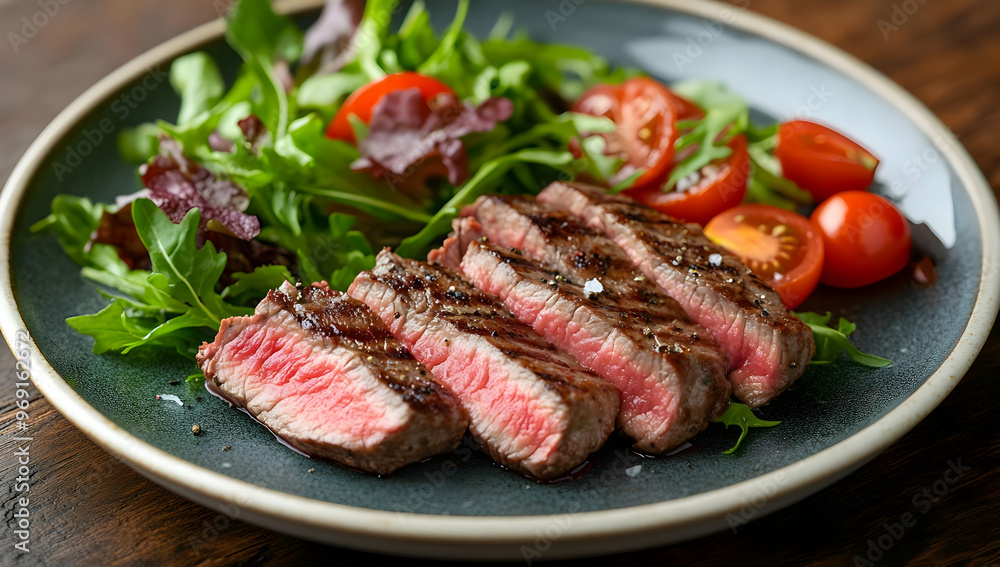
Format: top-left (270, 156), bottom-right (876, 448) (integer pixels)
top-left (538, 181), bottom-right (815, 408)
top-left (197, 281), bottom-right (469, 475)
top-left (349, 249), bottom-right (619, 480)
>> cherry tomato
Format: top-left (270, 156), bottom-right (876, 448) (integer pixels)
top-left (666, 91), bottom-right (704, 122)
top-left (326, 72), bottom-right (454, 142)
top-left (626, 134), bottom-right (750, 226)
top-left (704, 204), bottom-right (824, 309)
top-left (810, 191), bottom-right (911, 288)
top-left (573, 77), bottom-right (677, 187)
top-left (776, 120), bottom-right (879, 201)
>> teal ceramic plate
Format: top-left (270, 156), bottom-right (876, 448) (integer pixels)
top-left (2, 0), bottom-right (997, 560)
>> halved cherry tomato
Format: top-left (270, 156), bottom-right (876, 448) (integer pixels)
top-left (626, 134), bottom-right (750, 226)
top-left (810, 191), bottom-right (911, 288)
top-left (326, 72), bottom-right (454, 142)
top-left (573, 77), bottom-right (677, 187)
top-left (776, 120), bottom-right (879, 202)
top-left (705, 204), bottom-right (824, 308)
top-left (666, 90), bottom-right (704, 122)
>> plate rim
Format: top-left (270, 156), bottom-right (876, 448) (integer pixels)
top-left (2, 0), bottom-right (997, 558)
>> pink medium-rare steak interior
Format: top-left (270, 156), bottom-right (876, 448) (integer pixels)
top-left (349, 250), bottom-right (619, 480)
top-left (197, 281), bottom-right (469, 475)
top-left (538, 182), bottom-right (815, 408)
top-left (459, 239), bottom-right (729, 453)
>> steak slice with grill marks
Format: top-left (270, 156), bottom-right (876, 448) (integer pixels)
top-left (538, 182), bottom-right (815, 408)
top-left (197, 281), bottom-right (469, 475)
top-left (430, 194), bottom-right (730, 453)
top-left (349, 249), bottom-right (619, 480)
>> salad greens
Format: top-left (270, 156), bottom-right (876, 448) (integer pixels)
top-left (36, 0), bottom-right (629, 357)
top-left (668, 80), bottom-right (813, 208)
top-left (32, 0), bottom-right (891, 453)
top-left (794, 311), bottom-right (893, 367)
top-left (714, 403), bottom-right (782, 454)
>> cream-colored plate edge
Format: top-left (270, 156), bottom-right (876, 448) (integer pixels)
top-left (1, 0), bottom-right (997, 559)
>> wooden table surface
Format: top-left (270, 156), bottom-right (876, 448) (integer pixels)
top-left (1, 0), bottom-right (998, 565)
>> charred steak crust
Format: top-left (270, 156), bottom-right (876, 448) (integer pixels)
top-left (197, 281), bottom-right (469, 476)
top-left (460, 240), bottom-right (730, 453)
top-left (349, 250), bottom-right (619, 480)
top-left (538, 182), bottom-right (815, 408)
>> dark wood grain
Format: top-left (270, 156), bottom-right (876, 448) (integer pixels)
top-left (1, 0), bottom-right (998, 565)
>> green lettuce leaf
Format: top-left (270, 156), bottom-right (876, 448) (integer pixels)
top-left (715, 402), bottom-right (781, 454)
top-left (794, 311), bottom-right (892, 367)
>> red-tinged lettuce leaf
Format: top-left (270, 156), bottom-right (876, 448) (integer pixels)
top-left (352, 88), bottom-right (514, 187)
top-left (299, 0), bottom-right (365, 76)
top-left (93, 204), bottom-right (152, 271)
top-left (238, 114), bottom-right (269, 151)
top-left (139, 136), bottom-right (260, 241)
top-left (208, 131), bottom-right (236, 153)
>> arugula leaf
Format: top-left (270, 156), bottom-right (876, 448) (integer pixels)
top-left (746, 128), bottom-right (813, 206)
top-left (63, 199), bottom-right (256, 358)
top-left (417, 0), bottom-right (471, 93)
top-left (665, 81), bottom-right (747, 189)
top-left (793, 311), bottom-right (892, 367)
top-left (81, 267), bottom-right (190, 314)
top-left (715, 402), bottom-right (781, 454)
top-left (30, 195), bottom-right (130, 274)
top-left (658, 80), bottom-right (811, 208)
top-left (351, 0), bottom-right (401, 79)
top-left (225, 0), bottom-right (303, 139)
top-left (170, 52), bottom-right (226, 126)
top-left (396, 1), bottom-right (440, 70)
top-left (222, 264), bottom-right (294, 305)
top-left (131, 198), bottom-right (250, 326)
top-left (67, 299), bottom-right (213, 358)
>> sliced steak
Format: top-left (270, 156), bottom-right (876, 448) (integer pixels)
top-left (426, 215), bottom-right (484, 271)
top-left (459, 239), bottom-right (730, 453)
top-left (538, 182), bottom-right (815, 407)
top-left (197, 281), bottom-right (469, 475)
top-left (431, 194), bottom-right (731, 451)
top-left (349, 250), bottom-right (618, 480)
